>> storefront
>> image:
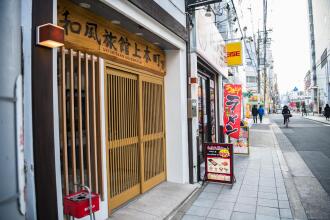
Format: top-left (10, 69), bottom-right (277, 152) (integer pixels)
top-left (190, 9), bottom-right (228, 182)
top-left (196, 59), bottom-right (218, 180)
top-left (40, 0), bottom-right (189, 218)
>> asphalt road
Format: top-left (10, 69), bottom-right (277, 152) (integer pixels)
top-left (271, 114), bottom-right (330, 196)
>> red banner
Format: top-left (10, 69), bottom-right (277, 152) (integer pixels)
top-left (224, 84), bottom-right (242, 139)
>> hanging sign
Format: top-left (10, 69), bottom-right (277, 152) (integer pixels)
top-left (204, 143), bottom-right (234, 184)
top-left (226, 42), bottom-right (242, 66)
top-left (224, 84), bottom-right (242, 139)
top-left (58, 0), bottom-right (166, 75)
top-left (230, 126), bottom-right (249, 154)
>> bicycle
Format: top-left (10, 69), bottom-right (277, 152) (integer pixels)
top-left (283, 114), bottom-right (291, 128)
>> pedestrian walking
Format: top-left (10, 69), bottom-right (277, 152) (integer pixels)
top-left (324, 104), bottom-right (330, 120)
top-left (252, 105), bottom-right (258, 123)
top-left (258, 105), bottom-right (265, 123)
top-left (302, 105), bottom-right (307, 116)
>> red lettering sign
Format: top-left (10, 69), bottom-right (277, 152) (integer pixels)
top-left (227, 51), bottom-right (240, 57)
top-left (223, 84), bottom-right (242, 139)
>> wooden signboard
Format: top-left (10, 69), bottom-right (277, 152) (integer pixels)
top-left (204, 143), bottom-right (234, 184)
top-left (58, 0), bottom-right (166, 76)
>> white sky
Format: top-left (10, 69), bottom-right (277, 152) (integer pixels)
top-left (271, 0), bottom-right (310, 94)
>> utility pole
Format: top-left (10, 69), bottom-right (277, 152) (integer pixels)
top-left (263, 0), bottom-right (268, 109)
top-left (307, 0), bottom-right (318, 113)
top-left (257, 30), bottom-right (260, 94)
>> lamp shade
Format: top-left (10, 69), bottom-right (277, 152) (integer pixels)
top-left (37, 23), bottom-right (64, 48)
top-left (205, 5), bottom-right (212, 17)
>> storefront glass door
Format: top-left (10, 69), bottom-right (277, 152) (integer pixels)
top-left (198, 75), bottom-right (216, 181)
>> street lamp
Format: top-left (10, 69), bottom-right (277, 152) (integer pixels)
top-left (205, 5), bottom-right (212, 17)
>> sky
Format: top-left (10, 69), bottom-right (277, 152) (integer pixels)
top-left (271, 0), bottom-right (310, 94)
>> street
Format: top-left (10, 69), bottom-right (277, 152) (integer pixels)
top-left (271, 114), bottom-right (330, 196)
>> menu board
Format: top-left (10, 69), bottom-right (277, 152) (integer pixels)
top-left (204, 143), bottom-right (234, 184)
top-left (231, 126), bottom-right (249, 154)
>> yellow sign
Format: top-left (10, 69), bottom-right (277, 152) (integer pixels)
top-left (246, 104), bottom-right (251, 118)
top-left (226, 42), bottom-right (242, 66)
top-left (249, 95), bottom-right (259, 102)
top-left (58, 0), bottom-right (166, 75)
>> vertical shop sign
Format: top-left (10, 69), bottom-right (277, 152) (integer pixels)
top-left (204, 143), bottom-right (234, 184)
top-left (224, 84), bottom-right (242, 139)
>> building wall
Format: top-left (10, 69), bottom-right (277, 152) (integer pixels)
top-left (154, 0), bottom-right (186, 26)
top-left (155, 3), bottom-right (190, 183)
top-left (165, 49), bottom-right (189, 183)
top-left (21, 0), bottom-right (37, 219)
top-left (312, 0), bottom-right (330, 107)
top-left (312, 0), bottom-right (330, 62)
top-left (0, 1), bottom-right (25, 219)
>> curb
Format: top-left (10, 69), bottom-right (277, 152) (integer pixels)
top-left (166, 183), bottom-right (205, 220)
top-left (270, 122), bottom-right (308, 220)
top-left (302, 116), bottom-right (330, 125)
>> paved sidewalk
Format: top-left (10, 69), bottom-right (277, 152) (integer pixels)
top-left (174, 118), bottom-right (298, 220)
top-left (108, 182), bottom-right (198, 220)
top-left (303, 115), bottom-right (330, 125)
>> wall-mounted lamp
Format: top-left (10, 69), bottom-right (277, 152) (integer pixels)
top-left (37, 23), bottom-right (64, 48)
top-left (205, 5), bottom-right (212, 17)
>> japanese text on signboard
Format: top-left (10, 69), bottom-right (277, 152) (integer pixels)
top-left (204, 143), bottom-right (233, 184)
top-left (58, 0), bottom-right (165, 75)
top-left (223, 84), bottom-right (242, 139)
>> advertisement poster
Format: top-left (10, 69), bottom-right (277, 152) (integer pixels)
top-left (230, 126), bottom-right (249, 154)
top-left (204, 143), bottom-right (234, 184)
top-left (224, 84), bottom-right (242, 139)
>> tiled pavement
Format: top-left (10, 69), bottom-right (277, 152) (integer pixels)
top-left (178, 119), bottom-right (294, 220)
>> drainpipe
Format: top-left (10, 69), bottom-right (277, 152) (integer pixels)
top-left (186, 4), bottom-right (194, 184)
top-left (0, 1), bottom-right (24, 220)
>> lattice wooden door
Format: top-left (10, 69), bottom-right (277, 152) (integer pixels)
top-left (139, 75), bottom-right (166, 193)
top-left (105, 65), bottom-right (166, 211)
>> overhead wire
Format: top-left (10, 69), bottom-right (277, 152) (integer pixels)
top-left (229, 0), bottom-right (258, 72)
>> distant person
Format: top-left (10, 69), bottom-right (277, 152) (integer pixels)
top-left (302, 105), bottom-right (307, 116)
top-left (282, 105), bottom-right (291, 124)
top-left (258, 105), bottom-right (265, 123)
top-left (252, 105), bottom-right (258, 123)
top-left (324, 104), bottom-right (330, 120)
